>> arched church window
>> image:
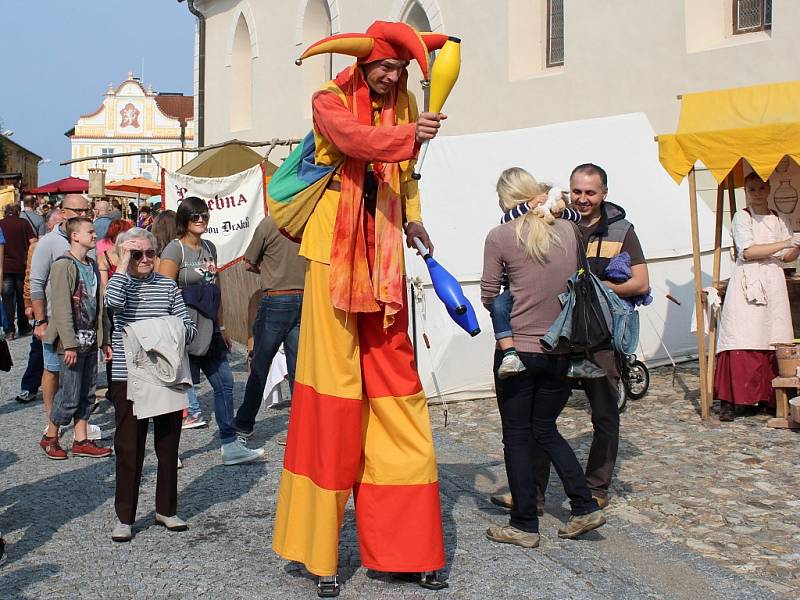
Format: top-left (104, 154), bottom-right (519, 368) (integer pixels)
top-left (230, 13), bottom-right (253, 131)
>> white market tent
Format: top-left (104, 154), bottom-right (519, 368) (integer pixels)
top-left (407, 112), bottom-right (732, 402)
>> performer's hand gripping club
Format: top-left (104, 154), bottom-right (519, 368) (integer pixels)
top-left (412, 36), bottom-right (462, 180)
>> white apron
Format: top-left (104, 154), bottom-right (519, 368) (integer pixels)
top-left (716, 209), bottom-right (794, 353)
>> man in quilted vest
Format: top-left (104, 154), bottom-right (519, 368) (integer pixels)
top-left (541, 163), bottom-right (649, 508)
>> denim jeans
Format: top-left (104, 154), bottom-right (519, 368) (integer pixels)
top-left (235, 293), bottom-right (302, 434)
top-left (50, 348), bottom-right (98, 426)
top-left (42, 342), bottom-right (62, 373)
top-left (20, 335), bottom-right (44, 395)
top-left (489, 288), bottom-right (513, 340)
top-left (186, 386), bottom-right (201, 416)
top-left (190, 353), bottom-right (236, 444)
top-left (494, 350), bottom-right (596, 533)
top-left (2, 273), bottom-right (27, 334)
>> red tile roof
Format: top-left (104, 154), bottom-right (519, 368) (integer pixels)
top-left (155, 95), bottom-right (194, 122)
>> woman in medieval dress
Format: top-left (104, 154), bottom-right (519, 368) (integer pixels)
top-left (714, 171), bottom-right (800, 421)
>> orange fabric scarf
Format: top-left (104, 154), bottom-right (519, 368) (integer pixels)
top-left (328, 66), bottom-right (411, 327)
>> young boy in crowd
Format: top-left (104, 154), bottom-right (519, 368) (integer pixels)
top-left (40, 217), bottom-right (112, 459)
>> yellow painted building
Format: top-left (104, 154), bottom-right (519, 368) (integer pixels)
top-left (68, 73), bottom-right (195, 181)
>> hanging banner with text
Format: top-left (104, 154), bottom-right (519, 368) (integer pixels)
top-left (162, 164), bottom-right (266, 269)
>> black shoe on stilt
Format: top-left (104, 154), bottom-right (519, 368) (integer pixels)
top-left (393, 571), bottom-right (449, 591)
top-left (317, 575), bottom-right (340, 597)
top-left (419, 571), bottom-right (448, 591)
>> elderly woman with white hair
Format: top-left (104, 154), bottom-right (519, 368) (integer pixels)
top-left (104, 227), bottom-right (197, 542)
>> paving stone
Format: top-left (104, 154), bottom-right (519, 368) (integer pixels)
top-left (0, 340), bottom-right (793, 598)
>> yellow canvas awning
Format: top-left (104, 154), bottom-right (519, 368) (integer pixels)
top-left (658, 80), bottom-right (800, 184)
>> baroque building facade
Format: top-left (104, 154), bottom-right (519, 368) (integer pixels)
top-left (67, 73), bottom-right (195, 181)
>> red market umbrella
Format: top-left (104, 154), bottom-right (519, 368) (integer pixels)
top-left (29, 177), bottom-right (89, 194)
top-left (106, 177), bottom-right (161, 197)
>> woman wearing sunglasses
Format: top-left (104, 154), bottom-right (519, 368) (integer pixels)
top-left (158, 196), bottom-right (264, 465)
top-left (105, 227), bottom-right (197, 541)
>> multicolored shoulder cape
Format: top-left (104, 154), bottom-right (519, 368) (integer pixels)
top-left (266, 132), bottom-right (336, 241)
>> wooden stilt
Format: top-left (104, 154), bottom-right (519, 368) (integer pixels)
top-left (688, 169), bottom-right (710, 418)
top-left (705, 184), bottom-right (725, 403)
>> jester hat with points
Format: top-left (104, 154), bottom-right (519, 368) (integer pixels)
top-left (296, 20), bottom-right (449, 80)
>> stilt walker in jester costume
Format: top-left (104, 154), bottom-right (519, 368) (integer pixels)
top-left (270, 20), bottom-right (454, 598)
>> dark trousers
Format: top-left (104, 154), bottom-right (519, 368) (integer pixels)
top-left (235, 293), bottom-right (302, 433)
top-left (533, 348), bottom-right (620, 500)
top-left (2, 273), bottom-right (27, 334)
top-left (495, 350), bottom-right (596, 533)
top-left (20, 335), bottom-right (44, 395)
top-left (109, 381), bottom-right (182, 525)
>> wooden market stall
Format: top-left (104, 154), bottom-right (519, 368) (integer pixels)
top-left (657, 80), bottom-right (800, 423)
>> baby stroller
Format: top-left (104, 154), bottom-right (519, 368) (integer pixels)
top-left (615, 352), bottom-right (649, 412)
top-left (570, 351), bottom-right (650, 413)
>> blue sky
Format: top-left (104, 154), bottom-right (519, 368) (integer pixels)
top-left (0, 0), bottom-right (195, 183)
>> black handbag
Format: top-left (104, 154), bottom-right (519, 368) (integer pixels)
top-left (569, 226), bottom-right (612, 352)
top-left (0, 339), bottom-right (12, 371)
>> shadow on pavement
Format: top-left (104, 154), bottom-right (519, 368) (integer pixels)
top-left (176, 461), bottom-right (267, 521)
top-left (0, 399), bottom-right (38, 417)
top-left (0, 459), bottom-right (115, 567)
top-left (0, 449), bottom-right (19, 473)
top-left (0, 562), bottom-right (62, 599)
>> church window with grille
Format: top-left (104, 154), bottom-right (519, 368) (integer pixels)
top-left (547, 0), bottom-right (564, 67)
top-left (733, 0), bottom-right (771, 35)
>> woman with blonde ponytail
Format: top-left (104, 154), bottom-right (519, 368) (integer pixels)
top-left (481, 167), bottom-right (605, 549)
top-left (489, 167), bottom-right (580, 378)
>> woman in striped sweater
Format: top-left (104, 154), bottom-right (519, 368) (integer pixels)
top-left (105, 227), bottom-right (197, 542)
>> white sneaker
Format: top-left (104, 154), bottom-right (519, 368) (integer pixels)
top-left (43, 425), bottom-right (65, 438)
top-left (47, 424), bottom-right (108, 440)
top-left (111, 521), bottom-right (132, 543)
top-left (497, 353), bottom-right (527, 379)
top-left (155, 513), bottom-right (188, 531)
top-left (87, 424), bottom-right (109, 440)
top-left (221, 440), bottom-right (265, 466)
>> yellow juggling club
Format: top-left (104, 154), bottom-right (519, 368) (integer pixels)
top-left (413, 36), bottom-right (461, 180)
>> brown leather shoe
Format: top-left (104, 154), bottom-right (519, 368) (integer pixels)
top-left (558, 510), bottom-right (606, 539)
top-left (490, 493), bottom-right (544, 516)
top-left (592, 496), bottom-right (609, 509)
top-left (486, 525), bottom-right (540, 548)
top-left (490, 493), bottom-right (513, 509)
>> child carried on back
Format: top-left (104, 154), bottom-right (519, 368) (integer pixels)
top-left (490, 167), bottom-right (581, 378)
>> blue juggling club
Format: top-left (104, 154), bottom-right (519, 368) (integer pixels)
top-left (413, 237), bottom-right (481, 337)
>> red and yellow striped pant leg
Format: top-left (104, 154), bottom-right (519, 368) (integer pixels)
top-left (273, 260), bottom-right (362, 577)
top-left (354, 306), bottom-right (446, 573)
top-left (272, 260), bottom-right (445, 576)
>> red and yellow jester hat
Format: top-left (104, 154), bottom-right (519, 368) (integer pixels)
top-left (295, 20), bottom-right (449, 80)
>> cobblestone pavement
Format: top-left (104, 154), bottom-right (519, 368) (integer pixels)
top-left (435, 363), bottom-right (800, 598)
top-left (0, 334), bottom-right (794, 599)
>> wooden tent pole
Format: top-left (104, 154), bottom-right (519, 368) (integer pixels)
top-left (705, 184), bottom-right (725, 403)
top-left (726, 173), bottom-right (737, 219)
top-left (688, 168), bottom-right (710, 418)
top-left (711, 183), bottom-right (725, 286)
